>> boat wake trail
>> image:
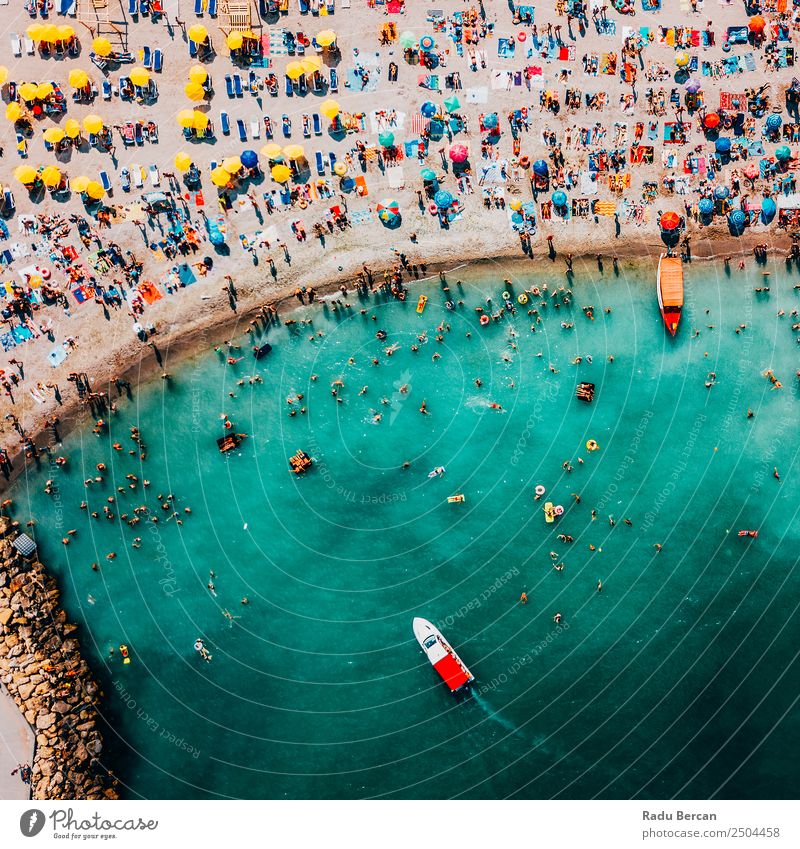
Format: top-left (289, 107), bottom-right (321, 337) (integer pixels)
top-left (470, 691), bottom-right (525, 739)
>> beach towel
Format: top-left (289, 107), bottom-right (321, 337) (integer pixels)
top-left (350, 210), bottom-right (373, 226)
top-left (138, 282), bottom-right (163, 305)
top-left (386, 166), bottom-right (405, 189)
top-left (354, 175), bottom-right (369, 196)
top-left (48, 346), bottom-right (68, 368)
top-left (0, 333), bottom-right (16, 352)
top-left (464, 87), bottom-right (488, 104)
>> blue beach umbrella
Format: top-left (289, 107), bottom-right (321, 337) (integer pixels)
top-left (532, 159), bottom-right (549, 176)
top-left (552, 190), bottom-right (567, 207)
top-left (776, 145), bottom-right (792, 161)
top-left (378, 131), bottom-right (395, 147)
top-left (729, 209), bottom-right (747, 230)
top-left (713, 185), bottom-right (730, 200)
top-left (766, 114), bottom-right (782, 133)
top-left (434, 189), bottom-right (453, 209)
top-left (483, 112), bottom-right (499, 130)
top-left (698, 197), bottom-right (714, 215)
top-left (760, 196), bottom-right (776, 222)
top-left (421, 101), bottom-right (437, 118)
top-left (420, 167), bottom-right (437, 181)
top-left (419, 35), bottom-right (435, 52)
top-left (240, 149), bottom-right (259, 169)
top-left (715, 137), bottom-right (731, 154)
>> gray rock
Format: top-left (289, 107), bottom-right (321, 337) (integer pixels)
top-left (35, 712), bottom-right (57, 730)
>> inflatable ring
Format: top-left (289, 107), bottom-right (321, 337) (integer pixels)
top-left (586, 439), bottom-right (599, 452)
top-left (39, 267), bottom-right (51, 280)
top-left (517, 293), bottom-right (528, 304)
top-left (479, 314), bottom-right (490, 326)
top-left (722, 41), bottom-right (731, 53)
top-left (554, 505), bottom-right (564, 516)
top-left (517, 31), bottom-right (527, 42)
top-left (535, 485), bottom-right (546, 496)
top-left (502, 291), bottom-right (510, 301)
top-left (298, 199), bottom-right (308, 209)
top-left (519, 155), bottom-right (531, 168)
top-left (428, 202), bottom-right (438, 215)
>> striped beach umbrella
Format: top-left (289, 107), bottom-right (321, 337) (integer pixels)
top-left (419, 35), bottom-right (435, 52)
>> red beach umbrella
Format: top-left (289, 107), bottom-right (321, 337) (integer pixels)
top-left (449, 144), bottom-right (468, 163)
top-left (749, 15), bottom-right (766, 33)
top-left (660, 211), bottom-right (681, 231)
top-left (703, 113), bottom-right (720, 129)
top-left (744, 162), bottom-right (759, 180)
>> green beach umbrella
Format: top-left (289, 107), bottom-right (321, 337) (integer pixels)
top-left (378, 131), bottom-right (395, 147)
top-left (399, 31), bottom-right (416, 49)
top-left (444, 95), bottom-right (461, 113)
top-left (420, 167), bottom-right (436, 181)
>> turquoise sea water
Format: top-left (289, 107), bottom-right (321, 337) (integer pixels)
top-left (11, 258), bottom-right (800, 799)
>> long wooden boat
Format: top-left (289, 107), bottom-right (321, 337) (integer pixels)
top-left (657, 253), bottom-right (684, 336)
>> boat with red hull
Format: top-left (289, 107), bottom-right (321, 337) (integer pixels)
top-left (413, 617), bottom-right (474, 694)
top-left (657, 253), bottom-right (684, 336)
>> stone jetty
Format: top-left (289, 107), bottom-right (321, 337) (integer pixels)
top-left (0, 515), bottom-right (117, 800)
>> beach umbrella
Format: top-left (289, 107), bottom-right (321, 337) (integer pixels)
top-left (675, 51), bottom-right (690, 68)
top-left (223, 156), bottom-right (243, 173)
top-left (283, 144), bottom-right (305, 161)
top-left (660, 211), bottom-right (681, 231)
top-left (399, 31), bottom-right (416, 50)
top-left (5, 102), bottom-right (23, 122)
top-left (184, 81), bottom-right (206, 101)
top-left (376, 199), bottom-right (400, 223)
top-left (744, 162), bottom-right (759, 180)
top-left (685, 78), bottom-right (702, 94)
top-left (0, 67), bottom-right (8, 86)
top-left (713, 185), bottom-right (730, 200)
top-left (749, 15), bottom-right (766, 33)
top-left (192, 111), bottom-right (209, 131)
top-left (698, 197), bottom-right (714, 216)
top-left (85, 180), bottom-right (105, 200)
top-left (444, 95), bottom-right (461, 113)
top-left (766, 114), bottom-right (782, 132)
top-left (174, 152), bottom-right (192, 172)
top-left (449, 143), bottom-right (468, 163)
top-left (552, 190), bottom-right (568, 207)
top-left (761, 197), bottom-right (777, 222)
top-left (130, 67), bottom-right (150, 87)
top-left (43, 127), bottom-right (65, 144)
top-left (41, 165), bottom-right (61, 188)
top-left (260, 142), bottom-right (283, 160)
top-left (83, 114), bottom-right (104, 134)
top-left (57, 25), bottom-right (75, 42)
top-left (420, 167), bottom-right (436, 181)
top-left (271, 163), bottom-right (292, 183)
top-left (211, 166), bottom-right (232, 187)
top-left (333, 161), bottom-right (348, 177)
top-left (14, 165), bottom-right (37, 185)
top-left (729, 209), bottom-right (747, 230)
top-left (70, 175), bottom-right (90, 193)
top-left (419, 35), bottom-right (435, 52)
top-left (36, 82), bottom-right (54, 101)
top-left (509, 198), bottom-right (522, 211)
top-left (64, 118), bottom-right (81, 138)
top-left (316, 29), bottom-right (337, 47)
top-left (703, 113), bottom-right (720, 129)
top-left (189, 65), bottom-right (208, 85)
top-left (301, 56), bottom-right (322, 76)
top-left (68, 69), bottom-right (90, 89)
top-left (483, 112), bottom-right (499, 130)
top-left (434, 189), bottom-right (453, 209)
top-left (241, 149), bottom-right (259, 169)
top-left (18, 82), bottom-right (39, 102)
top-left (533, 159), bottom-right (549, 176)
top-left (26, 23), bottom-right (44, 41)
top-left (420, 101), bottom-right (437, 118)
top-left (285, 61), bottom-right (304, 81)
top-left (776, 145), bottom-right (792, 161)
top-left (378, 131), bottom-right (395, 148)
top-left (177, 109), bottom-right (195, 128)
top-left (320, 99), bottom-right (340, 120)
top-left (226, 31), bottom-right (244, 51)
top-left (92, 37), bottom-right (112, 57)
top-left (39, 24), bottom-right (59, 43)
top-left (188, 24), bottom-right (208, 44)
top-left (715, 137), bottom-right (731, 154)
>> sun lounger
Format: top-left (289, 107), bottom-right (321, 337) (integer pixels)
top-left (313, 113), bottom-right (321, 135)
top-left (132, 165), bottom-right (144, 188)
top-left (220, 111), bottom-right (230, 134)
top-left (298, 76), bottom-right (307, 96)
top-left (237, 118), bottom-right (247, 141)
top-left (149, 164), bottom-right (160, 186)
top-left (135, 122), bottom-right (144, 145)
top-left (189, 39), bottom-right (197, 58)
top-left (225, 74), bottom-right (234, 97)
top-left (315, 151), bottom-right (324, 175)
top-left (208, 0), bottom-right (217, 14)
top-left (203, 75), bottom-right (213, 93)
top-left (10, 33), bottom-right (21, 58)
top-left (233, 74), bottom-right (243, 97)
top-left (303, 115), bottom-right (311, 138)
top-left (100, 171), bottom-right (112, 193)
top-left (129, 0), bottom-right (138, 13)
top-left (284, 75), bottom-right (293, 97)
top-left (329, 68), bottom-right (338, 93)
top-left (141, 45), bottom-right (152, 68)
top-left (153, 50), bottom-right (162, 72)
top-left (329, 151), bottom-right (337, 171)
top-left (3, 190), bottom-right (15, 215)
top-left (250, 118), bottom-right (260, 138)
top-left (194, 0), bottom-right (203, 13)
top-left (24, 36), bottom-right (35, 55)
top-left (102, 80), bottom-right (112, 100)
top-left (90, 52), bottom-right (107, 71)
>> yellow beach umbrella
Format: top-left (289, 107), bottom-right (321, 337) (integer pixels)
top-left (271, 163), bottom-right (291, 183)
top-left (192, 110), bottom-right (209, 131)
top-left (85, 180), bottom-right (105, 200)
top-left (177, 109), bottom-right (195, 128)
top-left (184, 81), bottom-right (205, 101)
top-left (41, 165), bottom-right (61, 187)
top-left (261, 142), bottom-right (283, 159)
top-left (226, 31), bottom-right (244, 51)
top-left (19, 82), bottom-right (39, 102)
top-left (70, 175), bottom-right (90, 193)
top-left (14, 165), bottom-right (37, 185)
top-left (316, 29), bottom-right (337, 47)
top-left (36, 82), bottom-right (54, 100)
top-left (189, 65), bottom-right (208, 85)
top-left (301, 56), bottom-right (321, 75)
top-left (320, 99), bottom-right (340, 120)
top-left (43, 126), bottom-right (65, 143)
top-left (210, 166), bottom-right (231, 187)
top-left (57, 25), bottom-right (75, 41)
top-left (92, 37), bottom-right (112, 57)
top-left (39, 24), bottom-right (59, 43)
top-left (223, 156), bottom-right (243, 173)
top-left (333, 160), bottom-right (348, 177)
top-left (64, 118), bottom-right (81, 138)
top-left (0, 67), bottom-right (8, 86)
top-left (26, 23), bottom-right (44, 41)
top-left (241, 30), bottom-right (256, 40)
top-left (675, 51), bottom-right (690, 68)
top-left (68, 68), bottom-right (89, 89)
top-left (283, 144), bottom-right (305, 161)
top-left (285, 61), bottom-right (304, 81)
top-left (6, 102), bottom-right (23, 122)
top-left (174, 152), bottom-right (193, 172)
top-left (188, 24), bottom-right (208, 44)
top-left (129, 66), bottom-right (150, 87)
top-left (83, 114), bottom-right (104, 134)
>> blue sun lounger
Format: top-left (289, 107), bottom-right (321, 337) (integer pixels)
top-left (284, 75), bottom-right (293, 97)
top-left (315, 151), bottom-right (324, 175)
top-left (100, 171), bottom-right (112, 193)
top-left (153, 50), bottom-right (162, 72)
top-left (142, 45), bottom-right (152, 68)
top-left (194, 0), bottom-right (203, 14)
top-left (329, 68), bottom-right (338, 93)
top-left (102, 80), bottom-right (112, 99)
top-left (313, 113), bottom-right (321, 135)
top-left (189, 39), bottom-right (197, 58)
top-left (237, 118), bottom-right (247, 141)
top-left (225, 74), bottom-right (234, 97)
top-left (328, 151), bottom-right (337, 170)
top-left (208, 0), bottom-right (218, 15)
top-left (220, 111), bottom-right (230, 134)
top-left (233, 74), bottom-right (243, 97)
top-left (129, 0), bottom-right (138, 14)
